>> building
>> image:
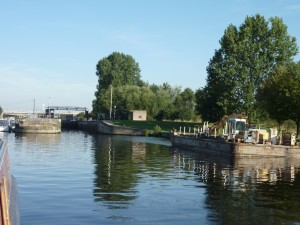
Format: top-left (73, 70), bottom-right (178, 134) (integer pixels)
top-left (130, 110), bottom-right (147, 121)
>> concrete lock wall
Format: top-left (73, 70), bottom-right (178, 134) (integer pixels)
top-left (15, 118), bottom-right (61, 133)
top-left (78, 121), bottom-right (145, 136)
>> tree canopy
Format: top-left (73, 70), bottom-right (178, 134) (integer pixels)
top-left (196, 14), bottom-right (298, 123)
top-left (93, 52), bottom-right (143, 114)
top-left (92, 52), bottom-right (197, 121)
top-left (256, 62), bottom-right (300, 137)
top-left (96, 52), bottom-right (142, 91)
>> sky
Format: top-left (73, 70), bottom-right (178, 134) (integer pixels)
top-left (1, 0), bottom-right (300, 112)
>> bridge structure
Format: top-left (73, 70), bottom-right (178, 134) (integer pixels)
top-left (3, 106), bottom-right (89, 119)
top-left (47, 106), bottom-right (88, 111)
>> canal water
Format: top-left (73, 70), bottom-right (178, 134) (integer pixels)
top-left (2, 131), bottom-right (300, 225)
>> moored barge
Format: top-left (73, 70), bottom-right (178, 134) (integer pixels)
top-left (171, 116), bottom-right (300, 157)
top-left (170, 134), bottom-right (300, 157)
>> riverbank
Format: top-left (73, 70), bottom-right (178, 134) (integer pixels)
top-left (62, 120), bottom-right (200, 137)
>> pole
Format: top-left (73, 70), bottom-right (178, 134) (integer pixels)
top-left (109, 86), bottom-right (113, 120)
top-left (33, 98), bottom-right (36, 114)
top-left (48, 97), bottom-right (50, 118)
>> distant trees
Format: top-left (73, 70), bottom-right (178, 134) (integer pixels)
top-left (93, 52), bottom-right (143, 116)
top-left (0, 106), bottom-right (3, 117)
top-left (96, 52), bottom-right (143, 91)
top-left (195, 14), bottom-right (298, 123)
top-left (92, 52), bottom-right (196, 121)
top-left (256, 62), bottom-right (300, 138)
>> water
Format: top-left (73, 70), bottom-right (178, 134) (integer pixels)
top-left (2, 131), bottom-right (300, 225)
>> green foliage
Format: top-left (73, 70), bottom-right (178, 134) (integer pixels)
top-left (96, 52), bottom-right (142, 91)
top-left (257, 62), bottom-right (300, 137)
top-left (195, 88), bottom-right (224, 122)
top-left (196, 14), bottom-right (298, 123)
top-left (152, 125), bottom-right (162, 136)
top-left (93, 52), bottom-right (143, 114)
top-left (92, 52), bottom-right (197, 121)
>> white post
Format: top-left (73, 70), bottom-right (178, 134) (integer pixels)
top-left (214, 128), bottom-right (217, 138)
top-left (184, 127), bottom-right (186, 135)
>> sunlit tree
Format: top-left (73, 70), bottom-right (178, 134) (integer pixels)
top-left (196, 14), bottom-right (298, 122)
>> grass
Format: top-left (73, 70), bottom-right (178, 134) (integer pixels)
top-left (112, 120), bottom-right (202, 132)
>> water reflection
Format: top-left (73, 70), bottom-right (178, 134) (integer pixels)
top-left (172, 148), bottom-right (300, 225)
top-left (92, 135), bottom-right (139, 208)
top-left (14, 133), bottom-right (61, 150)
top-left (92, 135), bottom-right (172, 210)
top-left (7, 130), bottom-right (300, 224)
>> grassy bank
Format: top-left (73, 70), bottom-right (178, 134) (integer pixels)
top-left (113, 120), bottom-right (202, 133)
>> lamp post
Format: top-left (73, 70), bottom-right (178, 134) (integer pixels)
top-left (48, 97), bottom-right (50, 118)
top-left (109, 86), bottom-right (113, 119)
top-left (114, 106), bottom-right (116, 120)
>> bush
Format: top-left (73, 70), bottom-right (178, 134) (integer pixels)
top-left (153, 125), bottom-right (162, 136)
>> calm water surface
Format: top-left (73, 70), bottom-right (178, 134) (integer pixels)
top-left (2, 131), bottom-right (300, 225)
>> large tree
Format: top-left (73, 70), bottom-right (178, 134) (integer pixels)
top-left (196, 14), bottom-right (298, 123)
top-left (93, 52), bottom-right (143, 114)
top-left (257, 62), bottom-right (300, 137)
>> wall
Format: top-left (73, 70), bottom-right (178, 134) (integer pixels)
top-left (15, 118), bottom-right (61, 134)
top-left (78, 120), bottom-right (145, 136)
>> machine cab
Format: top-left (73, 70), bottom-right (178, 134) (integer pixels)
top-left (223, 117), bottom-right (247, 140)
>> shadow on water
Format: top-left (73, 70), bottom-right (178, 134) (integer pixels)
top-left (172, 147), bottom-right (300, 225)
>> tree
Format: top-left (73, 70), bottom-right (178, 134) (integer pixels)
top-left (257, 62), bottom-right (300, 137)
top-left (172, 88), bottom-right (195, 121)
top-left (196, 14), bottom-right (298, 123)
top-left (93, 52), bottom-right (143, 114)
top-left (0, 106), bottom-right (3, 118)
top-left (195, 87), bottom-right (224, 122)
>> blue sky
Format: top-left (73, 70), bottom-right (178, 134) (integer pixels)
top-left (1, 0), bottom-right (300, 111)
